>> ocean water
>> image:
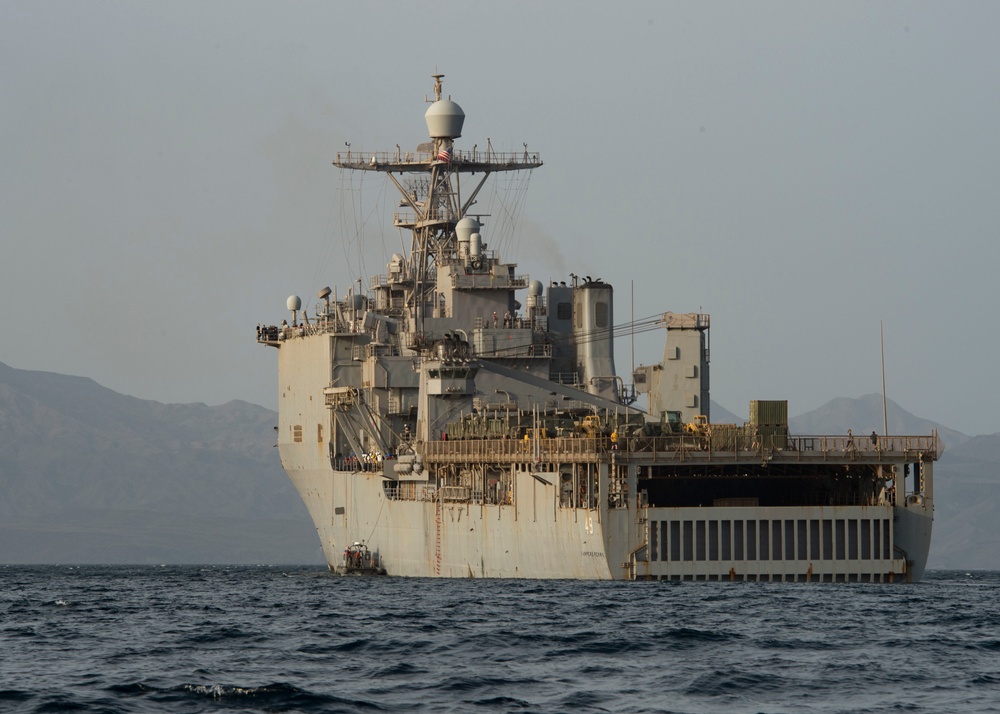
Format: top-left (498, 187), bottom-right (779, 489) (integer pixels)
top-left (1, 567), bottom-right (998, 714)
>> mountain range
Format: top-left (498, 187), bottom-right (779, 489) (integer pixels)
top-left (0, 361), bottom-right (322, 564)
top-left (0, 361), bottom-right (995, 569)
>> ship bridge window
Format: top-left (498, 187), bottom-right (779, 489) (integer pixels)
top-left (596, 302), bottom-right (608, 328)
top-left (557, 302), bottom-right (572, 321)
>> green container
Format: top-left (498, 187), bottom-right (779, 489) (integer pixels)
top-left (758, 425), bottom-right (789, 450)
top-left (749, 400), bottom-right (788, 427)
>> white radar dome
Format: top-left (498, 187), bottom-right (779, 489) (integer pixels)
top-left (425, 99), bottom-right (465, 139)
top-left (455, 217), bottom-right (480, 244)
top-left (528, 280), bottom-right (544, 297)
top-left (286, 295), bottom-right (302, 311)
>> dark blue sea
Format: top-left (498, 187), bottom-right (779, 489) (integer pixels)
top-left (1, 567), bottom-right (998, 713)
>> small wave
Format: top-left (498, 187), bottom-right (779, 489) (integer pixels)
top-left (469, 694), bottom-right (533, 708)
top-left (758, 636), bottom-right (841, 651)
top-left (664, 627), bottom-right (743, 643)
top-left (0, 689), bottom-right (34, 704)
top-left (556, 688), bottom-right (616, 709)
top-left (300, 635), bottom-right (411, 656)
top-left (111, 681), bottom-right (384, 711)
top-left (331, 637), bottom-right (373, 653)
top-left (5, 626), bottom-right (38, 638)
top-left (969, 640), bottom-right (1000, 651)
top-left (371, 661), bottom-right (429, 678)
top-left (106, 682), bottom-right (154, 696)
top-left (685, 668), bottom-right (787, 696)
top-left (177, 626), bottom-right (262, 645)
top-left (430, 673), bottom-right (538, 695)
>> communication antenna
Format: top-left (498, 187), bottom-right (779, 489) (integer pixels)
top-left (880, 320), bottom-right (888, 436)
top-left (287, 295), bottom-right (302, 327)
top-left (630, 280), bottom-right (635, 376)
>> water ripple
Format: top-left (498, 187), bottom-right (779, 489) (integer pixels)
top-left (0, 567), bottom-right (998, 713)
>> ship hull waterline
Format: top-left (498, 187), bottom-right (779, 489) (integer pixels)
top-left (286, 465), bottom-right (932, 582)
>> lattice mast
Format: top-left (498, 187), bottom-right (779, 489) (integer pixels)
top-left (333, 74), bottom-right (542, 335)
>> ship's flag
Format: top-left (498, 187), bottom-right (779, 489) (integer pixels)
top-left (437, 144), bottom-right (452, 162)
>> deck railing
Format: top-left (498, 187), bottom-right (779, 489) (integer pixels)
top-left (419, 433), bottom-right (939, 463)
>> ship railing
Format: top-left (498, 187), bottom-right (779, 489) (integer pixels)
top-left (786, 434), bottom-right (938, 458)
top-left (450, 271), bottom-right (526, 290)
top-left (469, 313), bottom-right (538, 329)
top-left (622, 433), bottom-right (939, 461)
top-left (438, 250), bottom-right (500, 266)
top-left (384, 482), bottom-right (438, 502)
top-left (257, 321), bottom-right (358, 344)
top-left (335, 149), bottom-right (542, 169)
top-left (455, 148), bottom-right (542, 165)
top-left (478, 342), bottom-right (551, 359)
top-left (472, 313), bottom-right (538, 331)
top-left (418, 432), bottom-right (939, 464)
top-left (551, 372), bottom-right (581, 386)
top-left (439, 485), bottom-right (471, 502)
top-left (422, 436), bottom-right (607, 462)
top-left (353, 343), bottom-right (398, 359)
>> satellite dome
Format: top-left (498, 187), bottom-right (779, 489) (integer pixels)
top-left (286, 295), bottom-right (302, 311)
top-left (528, 280), bottom-right (544, 297)
top-left (425, 99), bottom-right (465, 139)
top-left (455, 216), bottom-right (480, 244)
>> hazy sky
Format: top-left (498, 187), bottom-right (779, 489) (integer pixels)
top-left (3, 1), bottom-right (998, 436)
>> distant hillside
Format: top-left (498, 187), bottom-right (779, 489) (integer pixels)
top-left (0, 362), bottom-right (323, 564)
top-left (709, 401), bottom-right (742, 424)
top-left (927, 434), bottom-right (1000, 570)
top-left (789, 393), bottom-right (969, 450)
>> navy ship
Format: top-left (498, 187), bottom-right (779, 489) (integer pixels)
top-left (259, 74), bottom-right (937, 581)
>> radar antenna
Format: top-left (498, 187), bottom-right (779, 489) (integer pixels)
top-left (333, 73), bottom-right (543, 339)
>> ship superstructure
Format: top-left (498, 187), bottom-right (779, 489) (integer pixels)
top-left (259, 75), bottom-right (937, 581)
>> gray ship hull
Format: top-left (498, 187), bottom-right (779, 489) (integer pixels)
top-left (287, 466), bottom-right (613, 579)
top-left (286, 462), bottom-right (932, 582)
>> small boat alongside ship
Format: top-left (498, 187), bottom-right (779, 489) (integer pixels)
top-left (336, 542), bottom-right (386, 576)
top-left (259, 74), bottom-right (938, 581)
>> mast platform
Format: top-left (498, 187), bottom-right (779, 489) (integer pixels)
top-left (334, 149), bottom-right (542, 172)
